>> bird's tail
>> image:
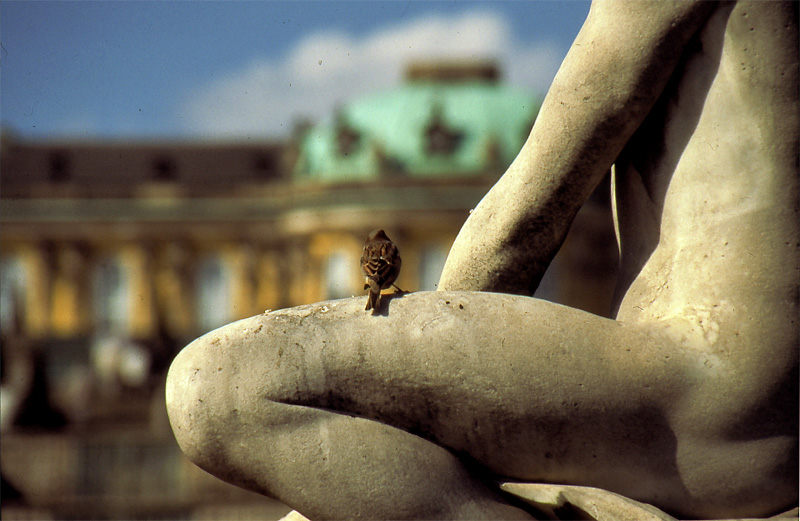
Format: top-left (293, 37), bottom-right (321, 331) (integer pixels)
top-left (365, 280), bottom-right (381, 311)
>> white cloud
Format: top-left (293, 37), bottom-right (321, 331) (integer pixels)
top-left (181, 9), bottom-right (564, 139)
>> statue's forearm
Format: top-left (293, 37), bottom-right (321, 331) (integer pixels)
top-left (439, 1), bottom-right (717, 295)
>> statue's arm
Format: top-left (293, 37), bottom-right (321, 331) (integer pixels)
top-left (439, 0), bottom-right (718, 295)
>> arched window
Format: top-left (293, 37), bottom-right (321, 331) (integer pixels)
top-left (424, 104), bottom-right (463, 156)
top-left (334, 110), bottom-right (361, 157)
top-left (196, 256), bottom-right (231, 332)
top-left (0, 256), bottom-right (26, 334)
top-left (48, 150), bottom-right (71, 182)
top-left (324, 251), bottom-right (354, 300)
top-left (152, 156), bottom-right (178, 181)
top-left (419, 244), bottom-right (448, 291)
top-left (93, 256), bottom-right (131, 335)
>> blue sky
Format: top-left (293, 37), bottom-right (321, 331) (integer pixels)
top-left (1, 1), bottom-right (590, 141)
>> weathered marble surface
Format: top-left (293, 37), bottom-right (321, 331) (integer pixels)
top-left (278, 483), bottom-right (681, 521)
top-left (167, 1), bottom-right (798, 519)
top-left (278, 486), bottom-right (800, 521)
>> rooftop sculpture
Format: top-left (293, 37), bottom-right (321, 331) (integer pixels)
top-left (166, 2), bottom-right (798, 519)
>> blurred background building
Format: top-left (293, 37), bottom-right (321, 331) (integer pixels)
top-left (1, 60), bottom-right (617, 520)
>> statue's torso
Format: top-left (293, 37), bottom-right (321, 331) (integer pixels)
top-left (609, 5), bottom-right (798, 507)
top-left (613, 1), bottom-right (798, 356)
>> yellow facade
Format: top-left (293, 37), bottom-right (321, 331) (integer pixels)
top-left (1, 213), bottom-right (479, 343)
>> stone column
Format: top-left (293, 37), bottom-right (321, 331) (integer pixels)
top-left (122, 244), bottom-right (156, 339)
top-left (227, 244), bottom-right (258, 320)
top-left (155, 243), bottom-right (195, 339)
top-left (49, 243), bottom-right (90, 337)
top-left (19, 244), bottom-right (53, 338)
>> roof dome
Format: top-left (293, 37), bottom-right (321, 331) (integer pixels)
top-left (293, 61), bottom-right (540, 182)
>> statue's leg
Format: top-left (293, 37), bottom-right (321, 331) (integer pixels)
top-left (166, 291), bottom-right (795, 517)
top-left (167, 335), bottom-right (534, 520)
top-left (167, 291), bottom-right (693, 516)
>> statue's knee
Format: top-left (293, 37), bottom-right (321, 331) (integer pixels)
top-left (165, 322), bottom-right (293, 474)
top-left (165, 344), bottom-right (221, 468)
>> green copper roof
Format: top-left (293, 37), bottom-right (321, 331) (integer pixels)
top-left (294, 80), bottom-right (540, 182)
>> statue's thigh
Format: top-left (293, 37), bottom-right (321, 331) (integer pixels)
top-left (169, 292), bottom-right (684, 483)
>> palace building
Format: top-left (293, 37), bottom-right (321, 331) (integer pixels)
top-left (1, 61), bottom-right (543, 345)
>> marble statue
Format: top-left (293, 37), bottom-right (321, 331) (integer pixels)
top-left (166, 1), bottom-right (798, 519)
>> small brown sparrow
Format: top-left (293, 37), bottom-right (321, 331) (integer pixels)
top-left (360, 229), bottom-right (401, 311)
